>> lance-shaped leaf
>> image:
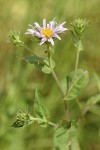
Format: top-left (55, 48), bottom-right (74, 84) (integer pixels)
top-left (66, 69), bottom-right (89, 100)
top-left (34, 89), bottom-right (50, 127)
top-left (24, 55), bottom-right (55, 74)
top-left (25, 55), bottom-right (44, 69)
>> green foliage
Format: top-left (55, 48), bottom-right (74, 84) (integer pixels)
top-left (0, 0), bottom-right (100, 149)
top-left (54, 120), bottom-right (79, 149)
top-left (61, 76), bottom-right (71, 92)
top-left (82, 94), bottom-right (100, 116)
top-left (25, 55), bottom-right (55, 74)
top-left (24, 55), bottom-right (45, 70)
top-left (66, 69), bottom-right (89, 100)
top-left (34, 89), bottom-right (50, 127)
top-left (42, 58), bottom-right (55, 74)
top-left (87, 94), bottom-right (100, 105)
top-left (71, 138), bottom-right (81, 150)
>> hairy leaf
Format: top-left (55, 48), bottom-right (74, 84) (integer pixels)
top-left (34, 89), bottom-right (50, 127)
top-left (54, 121), bottom-right (79, 149)
top-left (24, 55), bottom-right (55, 74)
top-left (66, 69), bottom-right (89, 100)
top-left (25, 55), bottom-right (44, 69)
top-left (42, 58), bottom-right (55, 74)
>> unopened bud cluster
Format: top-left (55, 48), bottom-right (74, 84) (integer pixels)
top-left (71, 18), bottom-right (89, 38)
top-left (11, 112), bottom-right (34, 128)
top-left (8, 31), bottom-right (24, 47)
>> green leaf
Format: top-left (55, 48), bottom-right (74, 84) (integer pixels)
top-left (61, 76), bottom-right (71, 92)
top-left (24, 55), bottom-right (55, 74)
top-left (25, 55), bottom-right (44, 69)
top-left (87, 94), bottom-right (100, 105)
top-left (34, 89), bottom-right (50, 127)
top-left (54, 138), bottom-right (81, 150)
top-left (66, 69), bottom-right (89, 100)
top-left (88, 105), bottom-right (100, 116)
top-left (41, 65), bottom-right (51, 74)
top-left (71, 138), bottom-right (81, 150)
top-left (42, 58), bottom-right (55, 74)
top-left (68, 101), bottom-right (80, 120)
top-left (54, 120), bottom-right (79, 149)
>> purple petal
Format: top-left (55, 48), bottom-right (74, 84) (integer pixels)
top-left (48, 38), bottom-right (54, 46)
top-left (25, 29), bottom-right (35, 34)
top-left (40, 38), bottom-right (47, 45)
top-left (34, 22), bottom-right (41, 31)
top-left (48, 19), bottom-right (56, 30)
top-left (43, 19), bottom-right (46, 29)
top-left (53, 33), bottom-right (61, 40)
top-left (54, 26), bottom-right (68, 33)
top-left (34, 31), bottom-right (41, 38)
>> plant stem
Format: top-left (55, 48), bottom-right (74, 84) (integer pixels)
top-left (48, 121), bottom-right (58, 127)
top-left (51, 69), bottom-right (66, 97)
top-left (74, 47), bottom-right (80, 79)
top-left (47, 51), bottom-right (69, 120)
top-left (33, 118), bottom-right (58, 128)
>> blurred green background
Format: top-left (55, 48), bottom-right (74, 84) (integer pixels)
top-left (0, 0), bottom-right (100, 150)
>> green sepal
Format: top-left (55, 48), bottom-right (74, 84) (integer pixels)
top-left (34, 89), bottom-right (50, 127)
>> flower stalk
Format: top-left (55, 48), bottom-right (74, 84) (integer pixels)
top-left (74, 43), bottom-right (80, 79)
top-left (47, 46), bottom-right (69, 120)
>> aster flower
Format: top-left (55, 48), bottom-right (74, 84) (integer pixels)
top-left (25, 19), bottom-right (68, 46)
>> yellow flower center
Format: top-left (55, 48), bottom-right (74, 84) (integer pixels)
top-left (42, 28), bottom-right (53, 38)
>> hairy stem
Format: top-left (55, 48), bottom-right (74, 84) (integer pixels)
top-left (47, 50), bottom-right (69, 120)
top-left (33, 117), bottom-right (58, 128)
top-left (51, 69), bottom-right (65, 97)
top-left (74, 47), bottom-right (80, 79)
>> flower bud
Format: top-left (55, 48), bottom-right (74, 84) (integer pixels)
top-left (8, 31), bottom-right (24, 47)
top-left (71, 18), bottom-right (89, 38)
top-left (11, 111), bottom-right (34, 128)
